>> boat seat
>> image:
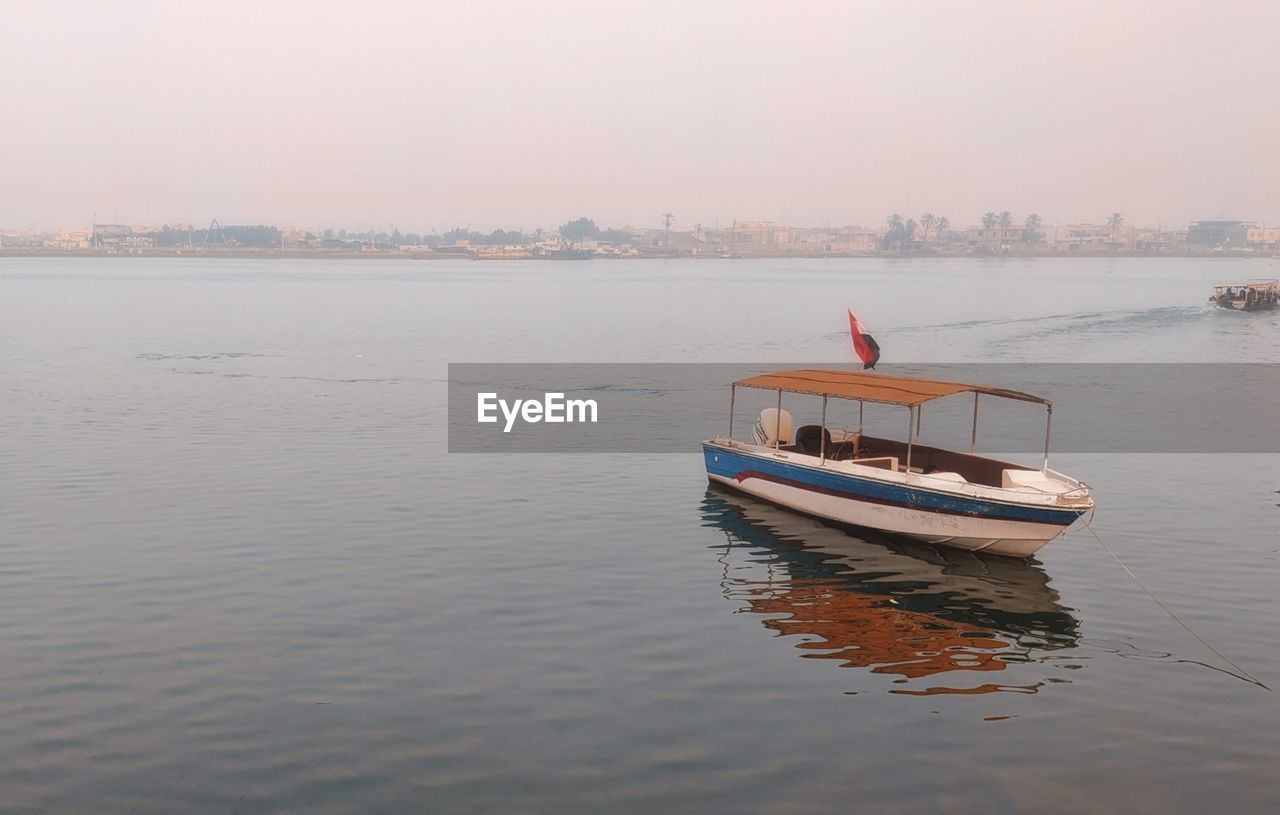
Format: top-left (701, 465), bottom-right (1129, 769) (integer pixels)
top-left (918, 471), bottom-right (967, 483)
top-left (1002, 468), bottom-right (1071, 493)
top-left (794, 425), bottom-right (856, 460)
top-left (850, 456), bottom-right (898, 471)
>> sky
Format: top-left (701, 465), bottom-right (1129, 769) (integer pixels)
top-left (3, 0), bottom-right (1278, 233)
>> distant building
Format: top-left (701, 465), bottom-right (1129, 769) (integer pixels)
top-left (1246, 226), bottom-right (1280, 250)
top-left (691, 222), bottom-right (879, 256)
top-left (0, 229), bottom-right (41, 247)
top-left (966, 225), bottom-right (1037, 249)
top-left (91, 224), bottom-right (131, 248)
top-left (45, 227), bottom-right (93, 249)
top-left (1187, 220), bottom-right (1252, 248)
top-left (823, 226), bottom-right (879, 254)
top-left (1130, 228), bottom-right (1179, 252)
top-left (695, 220), bottom-right (780, 253)
top-left (1046, 224), bottom-right (1111, 252)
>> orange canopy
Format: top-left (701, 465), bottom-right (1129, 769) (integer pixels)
top-left (733, 368), bottom-right (1049, 407)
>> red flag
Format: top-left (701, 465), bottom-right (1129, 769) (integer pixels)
top-left (848, 310), bottom-right (881, 370)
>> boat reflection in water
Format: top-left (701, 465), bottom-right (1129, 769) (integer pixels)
top-left (701, 487), bottom-right (1081, 696)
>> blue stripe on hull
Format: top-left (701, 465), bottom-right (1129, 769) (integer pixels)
top-left (703, 444), bottom-right (1082, 526)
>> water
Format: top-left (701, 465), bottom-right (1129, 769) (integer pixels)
top-left (2, 256), bottom-right (1279, 813)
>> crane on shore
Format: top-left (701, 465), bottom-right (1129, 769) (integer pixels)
top-left (201, 219), bottom-right (226, 250)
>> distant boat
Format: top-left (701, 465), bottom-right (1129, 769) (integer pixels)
top-left (532, 247), bottom-right (593, 260)
top-left (702, 369), bottom-right (1094, 558)
top-left (1209, 279), bottom-right (1278, 311)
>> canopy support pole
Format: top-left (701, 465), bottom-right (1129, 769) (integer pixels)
top-left (819, 395), bottom-right (828, 465)
top-left (971, 393), bottom-right (979, 454)
top-left (775, 389), bottom-right (782, 452)
top-left (858, 400), bottom-right (864, 434)
top-left (905, 406), bottom-right (914, 475)
top-left (1042, 405), bottom-right (1053, 472)
top-left (915, 404), bottom-right (923, 442)
top-left (728, 385), bottom-right (736, 441)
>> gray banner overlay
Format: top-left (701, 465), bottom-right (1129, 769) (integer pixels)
top-left (448, 363), bottom-right (1280, 453)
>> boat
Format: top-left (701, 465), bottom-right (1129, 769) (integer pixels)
top-left (531, 246), bottom-right (594, 260)
top-left (1209, 279), bottom-right (1278, 311)
top-left (701, 368), bottom-right (1094, 558)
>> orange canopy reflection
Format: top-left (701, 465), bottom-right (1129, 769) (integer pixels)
top-left (750, 581), bottom-right (1015, 679)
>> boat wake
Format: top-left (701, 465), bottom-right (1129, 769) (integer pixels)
top-left (881, 306), bottom-right (1208, 340)
top-left (137, 351), bottom-right (278, 361)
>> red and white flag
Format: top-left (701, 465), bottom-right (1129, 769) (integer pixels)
top-left (848, 310), bottom-right (881, 370)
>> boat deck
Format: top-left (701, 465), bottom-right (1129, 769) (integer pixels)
top-left (775, 433), bottom-right (1031, 488)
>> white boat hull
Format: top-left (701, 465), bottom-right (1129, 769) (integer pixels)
top-left (704, 442), bottom-right (1090, 558)
top-left (709, 473), bottom-right (1065, 557)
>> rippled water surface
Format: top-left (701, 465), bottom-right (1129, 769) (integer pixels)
top-left (3, 256), bottom-right (1279, 813)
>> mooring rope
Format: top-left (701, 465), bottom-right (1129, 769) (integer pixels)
top-left (1083, 514), bottom-right (1270, 691)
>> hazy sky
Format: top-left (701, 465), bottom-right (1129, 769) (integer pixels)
top-left (4, 0), bottom-right (1278, 232)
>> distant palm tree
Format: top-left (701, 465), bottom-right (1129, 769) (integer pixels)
top-left (882, 214), bottom-right (906, 251)
top-left (998, 211), bottom-right (1013, 248)
top-left (920, 212), bottom-right (937, 242)
top-left (936, 216), bottom-right (950, 241)
top-left (1024, 213), bottom-right (1042, 244)
top-left (1107, 212), bottom-right (1124, 235)
top-left (662, 212), bottom-right (674, 247)
top-left (905, 218), bottom-right (918, 246)
top-left (981, 212), bottom-right (998, 250)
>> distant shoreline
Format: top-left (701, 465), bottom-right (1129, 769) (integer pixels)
top-left (2, 248), bottom-right (1276, 261)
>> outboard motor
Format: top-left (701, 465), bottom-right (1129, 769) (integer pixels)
top-left (752, 408), bottom-right (793, 447)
